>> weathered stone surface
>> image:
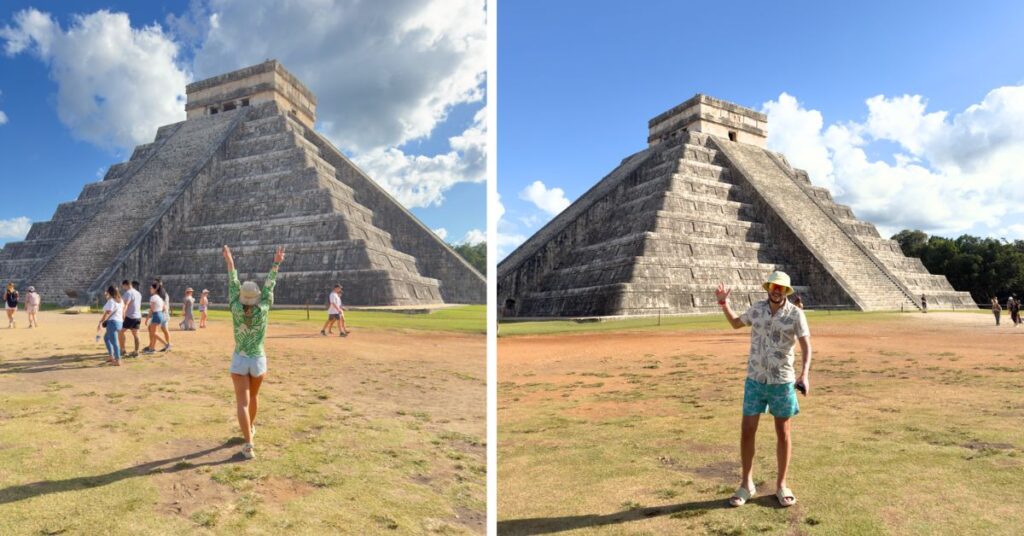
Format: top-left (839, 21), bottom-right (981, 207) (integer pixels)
top-left (498, 94), bottom-right (971, 317)
top-left (0, 62), bottom-right (484, 306)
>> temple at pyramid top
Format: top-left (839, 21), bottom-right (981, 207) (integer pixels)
top-left (185, 60), bottom-right (318, 129)
top-left (648, 94), bottom-right (768, 148)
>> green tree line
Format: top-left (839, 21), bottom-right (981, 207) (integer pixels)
top-left (891, 230), bottom-right (1024, 305)
top-left (452, 241), bottom-right (486, 275)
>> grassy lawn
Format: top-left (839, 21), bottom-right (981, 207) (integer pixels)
top-left (204, 305), bottom-right (487, 334)
top-left (498, 312), bottom-right (1024, 535)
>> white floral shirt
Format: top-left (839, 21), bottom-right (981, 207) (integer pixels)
top-left (739, 299), bottom-right (809, 384)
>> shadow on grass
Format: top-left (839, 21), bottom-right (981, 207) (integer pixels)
top-left (0, 440), bottom-right (244, 505)
top-left (497, 496), bottom-right (787, 534)
top-left (0, 353), bottom-right (108, 375)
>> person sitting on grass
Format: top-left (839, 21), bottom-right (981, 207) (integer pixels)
top-left (320, 284), bottom-right (350, 337)
top-left (223, 244), bottom-right (284, 460)
top-left (715, 271), bottom-right (812, 508)
top-left (98, 285), bottom-right (125, 366)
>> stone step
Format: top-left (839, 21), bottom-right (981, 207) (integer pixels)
top-left (171, 213), bottom-right (393, 249)
top-left (157, 268), bottom-right (443, 307)
top-left (159, 239), bottom-right (421, 275)
top-left (217, 147), bottom-right (310, 178)
top-left (650, 210), bottom-right (766, 241)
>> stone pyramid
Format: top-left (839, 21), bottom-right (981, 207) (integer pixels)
top-left (498, 94), bottom-right (972, 317)
top-left (0, 60), bottom-right (484, 306)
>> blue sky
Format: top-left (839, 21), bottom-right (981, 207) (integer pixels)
top-left (498, 0), bottom-right (1024, 258)
top-left (0, 1), bottom-right (485, 248)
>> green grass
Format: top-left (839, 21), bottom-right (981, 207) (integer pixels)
top-left (207, 305), bottom-right (485, 333)
top-left (499, 309), bottom-right (909, 336)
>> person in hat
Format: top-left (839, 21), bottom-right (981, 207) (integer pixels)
top-left (199, 289), bottom-right (210, 328)
top-left (222, 244), bottom-right (284, 460)
top-left (24, 286), bottom-right (40, 328)
top-left (714, 271), bottom-right (812, 508)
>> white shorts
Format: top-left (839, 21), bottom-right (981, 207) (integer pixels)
top-left (230, 352), bottom-right (267, 377)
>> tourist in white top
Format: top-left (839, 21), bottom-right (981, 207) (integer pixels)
top-left (320, 284), bottom-right (351, 337)
top-left (24, 286), bottom-right (40, 328)
top-left (144, 282), bottom-right (170, 353)
top-left (98, 285), bottom-right (125, 365)
top-left (119, 280), bottom-right (143, 357)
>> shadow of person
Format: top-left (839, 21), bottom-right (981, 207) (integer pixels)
top-left (0, 353), bottom-right (108, 375)
top-left (496, 497), bottom-right (735, 535)
top-left (0, 440), bottom-right (244, 505)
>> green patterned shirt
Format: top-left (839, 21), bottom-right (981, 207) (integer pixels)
top-left (228, 266), bottom-right (278, 358)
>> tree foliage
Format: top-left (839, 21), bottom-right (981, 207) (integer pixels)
top-left (452, 241), bottom-right (486, 275)
top-left (891, 230), bottom-right (1024, 304)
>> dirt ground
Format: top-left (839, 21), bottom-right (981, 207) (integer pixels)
top-left (498, 312), bottom-right (1024, 535)
top-left (0, 310), bottom-right (485, 535)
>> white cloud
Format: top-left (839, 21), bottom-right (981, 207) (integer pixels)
top-left (0, 217), bottom-right (31, 239)
top-left (352, 107), bottom-right (485, 208)
top-left (0, 109), bottom-right (6, 125)
top-left (496, 232), bottom-right (526, 259)
top-left (1, 9), bottom-right (189, 150)
top-left (519, 180), bottom-right (571, 216)
top-left (188, 0), bottom-right (486, 153)
top-left (433, 227), bottom-right (448, 240)
top-left (762, 87), bottom-right (1024, 239)
top-left (460, 228), bottom-right (485, 245)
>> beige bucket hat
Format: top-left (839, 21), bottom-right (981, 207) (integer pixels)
top-left (762, 271), bottom-right (794, 296)
top-left (239, 281), bottom-right (261, 305)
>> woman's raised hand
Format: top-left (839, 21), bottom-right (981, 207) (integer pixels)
top-left (274, 246), bottom-right (286, 264)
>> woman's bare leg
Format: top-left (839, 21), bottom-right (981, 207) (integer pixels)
top-left (248, 374), bottom-right (264, 427)
top-left (232, 373), bottom-right (253, 444)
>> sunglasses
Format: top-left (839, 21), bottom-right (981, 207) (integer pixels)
top-left (768, 283), bottom-right (788, 292)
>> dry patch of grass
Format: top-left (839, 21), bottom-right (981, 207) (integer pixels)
top-left (498, 312), bottom-right (1024, 535)
top-left (0, 311), bottom-right (484, 535)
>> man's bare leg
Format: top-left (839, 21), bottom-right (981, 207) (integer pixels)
top-left (740, 414), bottom-right (759, 489)
top-left (774, 416), bottom-right (794, 504)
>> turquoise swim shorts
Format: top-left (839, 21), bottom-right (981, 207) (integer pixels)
top-left (742, 377), bottom-right (800, 418)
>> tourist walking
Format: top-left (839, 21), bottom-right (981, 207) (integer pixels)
top-left (223, 244), bottom-right (284, 460)
top-left (791, 294), bottom-right (804, 310)
top-left (991, 297), bottom-right (1001, 326)
top-left (1010, 295), bottom-right (1020, 327)
top-left (98, 285), bottom-right (125, 366)
top-left (199, 289), bottom-right (209, 328)
top-left (24, 286), bottom-right (40, 328)
top-left (143, 282), bottom-right (170, 353)
top-left (921, 294), bottom-right (927, 313)
top-left (179, 288), bottom-right (196, 331)
top-left (4, 282), bottom-right (19, 328)
top-left (320, 284), bottom-right (350, 336)
top-left (119, 280), bottom-right (143, 356)
top-left (715, 271), bottom-right (811, 508)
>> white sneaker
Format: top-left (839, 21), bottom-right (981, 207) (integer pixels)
top-left (241, 443), bottom-right (255, 459)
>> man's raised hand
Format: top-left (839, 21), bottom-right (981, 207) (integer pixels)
top-left (715, 283), bottom-right (732, 302)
